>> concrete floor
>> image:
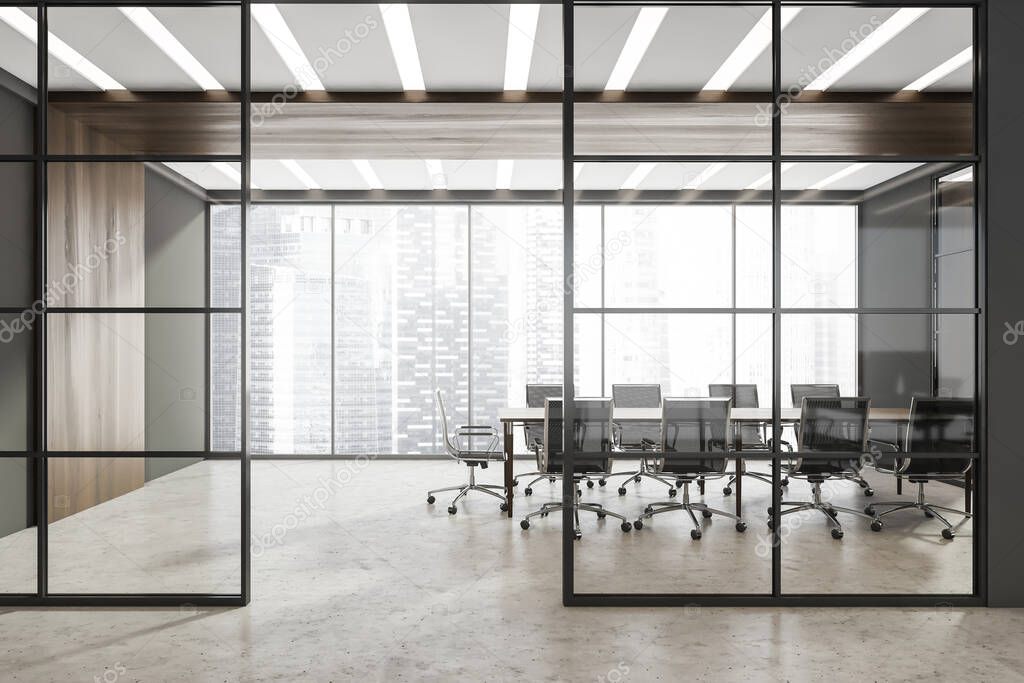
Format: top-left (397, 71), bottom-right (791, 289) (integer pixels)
top-left (0, 459), bottom-right (1020, 682)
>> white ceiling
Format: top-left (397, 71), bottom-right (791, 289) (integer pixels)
top-left (0, 4), bottom-right (972, 92)
top-left (166, 159), bottom-right (925, 193)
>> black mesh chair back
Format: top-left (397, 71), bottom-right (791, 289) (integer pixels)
top-left (657, 397), bottom-right (732, 475)
top-left (612, 384), bottom-right (661, 447)
top-left (795, 397), bottom-right (869, 476)
top-left (525, 384), bottom-right (561, 451)
top-left (541, 398), bottom-right (614, 476)
top-left (710, 383), bottom-right (763, 447)
top-left (902, 397), bottom-right (974, 477)
top-left (790, 383), bottom-right (840, 407)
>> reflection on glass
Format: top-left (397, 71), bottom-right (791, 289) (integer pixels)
top-left (0, 458), bottom-right (35, 594)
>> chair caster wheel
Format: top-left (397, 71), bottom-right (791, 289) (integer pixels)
top-left (576, 489), bottom-right (583, 497)
top-left (597, 511), bottom-right (607, 519)
top-left (723, 486), bottom-right (732, 496)
top-left (766, 519), bottom-right (774, 530)
top-left (870, 520), bottom-right (883, 532)
top-left (941, 528), bottom-right (955, 540)
top-left (520, 520), bottom-right (530, 530)
top-left (524, 487), bottom-right (533, 496)
top-left (617, 487), bottom-right (627, 496)
top-left (633, 520), bottom-right (643, 530)
top-left (701, 509), bottom-right (713, 518)
top-left (766, 507), bottom-right (773, 516)
top-left (675, 480), bottom-right (684, 488)
top-left (586, 480), bottom-right (595, 489)
top-left (574, 530), bottom-right (583, 540)
top-left (781, 477), bottom-right (789, 487)
top-left (831, 529), bottom-right (844, 540)
top-left (549, 477), bottom-right (556, 483)
top-left (427, 495), bottom-right (435, 504)
top-left (511, 479), bottom-right (518, 487)
top-left (599, 479), bottom-right (607, 487)
top-left (620, 522), bottom-right (632, 532)
top-left (864, 505), bottom-right (875, 515)
top-left (447, 506), bottom-right (457, 515)
top-left (667, 488), bottom-right (677, 497)
top-left (634, 475), bottom-right (641, 483)
top-left (826, 508), bottom-right (838, 519)
top-left (863, 488), bottom-right (874, 497)
top-left (690, 529), bottom-right (702, 540)
top-left (924, 509), bottom-right (935, 518)
top-left (736, 522), bottom-right (747, 532)
top-left (644, 506), bottom-right (653, 514)
top-left (540, 512), bottom-right (548, 518)
top-left (500, 502), bottom-right (508, 512)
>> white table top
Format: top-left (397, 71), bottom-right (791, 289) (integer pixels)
top-left (498, 406), bottom-right (910, 423)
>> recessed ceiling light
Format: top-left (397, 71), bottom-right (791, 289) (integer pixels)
top-left (621, 163), bottom-right (656, 190)
top-left (496, 160), bottom-right (514, 190)
top-left (804, 8), bottom-right (929, 92)
top-left (252, 4), bottom-right (324, 91)
top-left (808, 163), bottom-right (869, 190)
top-left (605, 7), bottom-right (668, 91)
top-left (380, 4), bottom-right (426, 91)
top-left (703, 7), bottom-right (802, 91)
top-left (119, 7), bottom-right (223, 91)
top-left (280, 160), bottom-right (321, 190)
top-left (0, 8), bottom-right (125, 90)
top-left (903, 46), bottom-right (972, 91)
top-left (683, 163), bottom-right (727, 190)
top-left (745, 162), bottom-right (796, 190)
top-left (504, 4), bottom-right (540, 91)
top-left (425, 159), bottom-right (446, 190)
top-left (352, 160), bottom-right (383, 190)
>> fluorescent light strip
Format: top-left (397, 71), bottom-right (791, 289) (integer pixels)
top-left (941, 167), bottom-right (973, 183)
top-left (213, 162), bottom-right (243, 187)
top-left (504, 4), bottom-right (540, 91)
top-left (496, 160), bottom-right (514, 190)
top-left (252, 4), bottom-right (324, 91)
top-left (352, 160), bottom-right (383, 190)
top-left (605, 7), bottom-right (668, 91)
top-left (621, 163), bottom-right (656, 190)
top-left (425, 159), bottom-right (446, 190)
top-left (280, 160), bottom-right (321, 190)
top-left (683, 162), bottom-right (727, 190)
top-left (808, 163), bottom-right (869, 190)
top-left (574, 163), bottom-right (584, 182)
top-left (805, 8), bottom-right (929, 92)
top-left (745, 162), bottom-right (795, 190)
top-left (703, 7), bottom-right (801, 91)
top-left (903, 46), bottom-right (972, 91)
top-left (380, 4), bottom-right (426, 91)
top-left (0, 8), bottom-right (124, 90)
top-left (119, 7), bottom-right (222, 91)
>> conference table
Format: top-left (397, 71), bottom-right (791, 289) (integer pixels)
top-left (497, 406), bottom-right (912, 518)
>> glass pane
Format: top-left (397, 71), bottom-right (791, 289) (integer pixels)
top-left (250, 205), bottom-right (331, 455)
top-left (211, 313), bottom-right (241, 453)
top-left (0, 314), bottom-right (32, 452)
top-left (781, 203), bottom-right (857, 308)
top-left (48, 457), bottom-right (240, 594)
top-left (47, 314), bottom-right (205, 452)
top-left (470, 206), bottom-right (563, 454)
top-left (0, 458), bottom-right (35, 593)
top-left (781, 6), bottom-right (973, 156)
top-left (573, 205), bottom-right (601, 309)
top-left (211, 204), bottom-right (242, 308)
top-left (735, 204), bottom-right (772, 309)
top-left (0, 162), bottom-right (35, 307)
top-left (936, 167), bottom-right (976, 308)
top-left (0, 7), bottom-right (36, 155)
top-left (574, 4), bottom-right (772, 156)
top-left (47, 162), bottom-right (228, 308)
top-left (47, 6), bottom-right (241, 155)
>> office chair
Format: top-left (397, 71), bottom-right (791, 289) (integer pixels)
top-left (514, 384), bottom-right (563, 493)
top-left (632, 397), bottom-right (747, 539)
top-left (426, 389), bottom-right (508, 514)
top-left (605, 384), bottom-right (678, 497)
top-left (769, 396), bottom-right (879, 539)
top-left (519, 398), bottom-right (632, 538)
top-left (790, 384), bottom-right (874, 497)
top-left (710, 383), bottom-right (789, 495)
top-left (865, 397), bottom-right (974, 539)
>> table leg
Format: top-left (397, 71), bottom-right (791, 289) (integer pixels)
top-left (965, 467), bottom-right (973, 515)
top-left (735, 457), bottom-right (743, 518)
top-left (897, 477), bottom-right (902, 495)
top-left (504, 422), bottom-right (514, 518)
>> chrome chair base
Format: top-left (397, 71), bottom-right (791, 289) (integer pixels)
top-left (427, 465), bottom-right (507, 514)
top-left (634, 481), bottom-right (747, 539)
top-left (865, 481), bottom-right (972, 539)
top-left (520, 483), bottom-right (632, 538)
top-left (771, 481), bottom-right (879, 539)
